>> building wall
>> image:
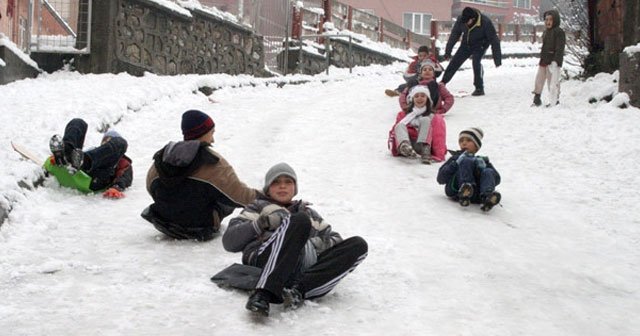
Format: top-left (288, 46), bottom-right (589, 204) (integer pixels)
top-left (340, 0), bottom-right (541, 25)
top-left (451, 0), bottom-right (541, 24)
top-left (339, 0), bottom-right (453, 22)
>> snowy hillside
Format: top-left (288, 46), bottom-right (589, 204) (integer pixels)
top-left (1, 58), bottom-right (639, 335)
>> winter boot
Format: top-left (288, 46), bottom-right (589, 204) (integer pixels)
top-left (419, 143), bottom-right (432, 164)
top-left (458, 183), bottom-right (474, 207)
top-left (385, 89), bottom-right (400, 97)
top-left (533, 94), bottom-right (542, 106)
top-left (471, 88), bottom-right (485, 96)
top-left (282, 286), bottom-right (304, 310)
top-left (246, 289), bottom-right (271, 316)
top-left (69, 148), bottom-right (86, 170)
top-left (480, 191), bottom-right (501, 212)
top-left (49, 134), bottom-right (66, 165)
top-left (398, 141), bottom-right (418, 158)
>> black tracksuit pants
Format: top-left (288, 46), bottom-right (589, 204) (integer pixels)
top-left (254, 213), bottom-right (368, 303)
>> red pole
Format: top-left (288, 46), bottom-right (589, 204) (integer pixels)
top-left (515, 24), bottom-right (521, 42)
top-left (498, 23), bottom-right (504, 40)
top-left (347, 6), bottom-right (353, 31)
top-left (323, 0), bottom-right (332, 24)
top-left (291, 6), bottom-right (302, 39)
top-left (431, 20), bottom-right (439, 56)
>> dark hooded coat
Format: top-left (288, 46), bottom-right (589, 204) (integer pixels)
top-left (540, 10), bottom-right (566, 66)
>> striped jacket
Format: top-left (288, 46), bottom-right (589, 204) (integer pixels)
top-left (223, 195), bottom-right (342, 267)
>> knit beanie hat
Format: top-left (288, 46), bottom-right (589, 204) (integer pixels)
top-left (102, 129), bottom-right (122, 141)
top-left (181, 110), bottom-right (215, 140)
top-left (408, 85), bottom-right (432, 106)
top-left (460, 7), bottom-right (478, 22)
top-left (459, 127), bottom-right (484, 150)
top-left (263, 162), bottom-right (298, 196)
top-left (420, 59), bottom-right (436, 71)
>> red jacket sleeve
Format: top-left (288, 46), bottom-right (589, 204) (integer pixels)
top-left (437, 83), bottom-right (454, 114)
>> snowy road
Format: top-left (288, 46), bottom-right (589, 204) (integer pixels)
top-left (1, 59), bottom-right (639, 335)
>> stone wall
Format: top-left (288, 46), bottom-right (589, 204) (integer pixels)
top-left (279, 38), bottom-right (405, 75)
top-left (76, 0), bottom-right (267, 77)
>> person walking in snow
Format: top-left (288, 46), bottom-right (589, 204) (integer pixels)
top-left (385, 45), bottom-right (443, 97)
top-left (141, 109), bottom-right (259, 241)
top-left (222, 162), bottom-right (368, 317)
top-left (532, 9), bottom-right (565, 107)
top-left (49, 118), bottom-right (132, 198)
top-left (436, 127), bottom-right (501, 211)
top-left (441, 7), bottom-right (502, 96)
top-left (389, 81), bottom-right (450, 163)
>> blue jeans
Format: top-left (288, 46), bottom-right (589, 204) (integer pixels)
top-left (445, 156), bottom-right (499, 203)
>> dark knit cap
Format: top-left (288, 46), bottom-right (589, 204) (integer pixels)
top-left (460, 7), bottom-right (478, 22)
top-left (263, 162), bottom-right (298, 196)
top-left (417, 45), bottom-right (430, 53)
top-left (459, 127), bottom-right (484, 150)
top-left (181, 110), bottom-right (215, 140)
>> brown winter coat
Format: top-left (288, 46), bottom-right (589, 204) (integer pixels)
top-left (540, 10), bottom-right (566, 66)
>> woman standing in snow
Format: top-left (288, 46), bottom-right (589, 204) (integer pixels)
top-left (532, 9), bottom-right (565, 107)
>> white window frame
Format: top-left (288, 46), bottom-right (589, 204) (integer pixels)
top-left (403, 12), bottom-right (432, 35)
top-left (513, 0), bottom-right (531, 9)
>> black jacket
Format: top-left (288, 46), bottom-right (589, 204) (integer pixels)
top-left (445, 10), bottom-right (502, 66)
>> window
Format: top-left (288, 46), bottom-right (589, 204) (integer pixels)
top-left (403, 12), bottom-right (432, 35)
top-left (513, 0), bottom-right (531, 9)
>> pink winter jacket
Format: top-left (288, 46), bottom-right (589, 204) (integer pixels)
top-left (399, 80), bottom-right (454, 114)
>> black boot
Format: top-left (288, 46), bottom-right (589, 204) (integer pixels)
top-left (282, 286), bottom-right (304, 310)
top-left (246, 289), bottom-right (271, 316)
top-left (458, 183), bottom-right (474, 207)
top-left (480, 191), bottom-right (501, 212)
top-left (471, 88), bottom-right (485, 96)
top-left (533, 94), bottom-right (542, 106)
top-left (49, 134), bottom-right (66, 165)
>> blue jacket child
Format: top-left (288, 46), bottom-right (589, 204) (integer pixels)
top-left (437, 127), bottom-right (501, 211)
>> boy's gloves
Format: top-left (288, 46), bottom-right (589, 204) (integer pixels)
top-left (456, 151), bottom-right (473, 165)
top-left (257, 209), bottom-right (289, 231)
top-left (103, 187), bottom-right (125, 199)
top-left (475, 157), bottom-right (487, 170)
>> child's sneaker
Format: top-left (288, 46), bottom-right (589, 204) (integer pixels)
top-left (282, 287), bottom-right (304, 310)
top-left (49, 134), bottom-right (66, 165)
top-left (69, 148), bottom-right (85, 170)
top-left (385, 89), bottom-right (400, 97)
top-left (480, 191), bottom-right (501, 212)
top-left (458, 183), bottom-right (474, 207)
top-left (398, 141), bottom-right (418, 158)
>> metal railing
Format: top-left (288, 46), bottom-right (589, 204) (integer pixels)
top-left (30, 0), bottom-right (92, 54)
top-left (292, 34), bottom-right (353, 75)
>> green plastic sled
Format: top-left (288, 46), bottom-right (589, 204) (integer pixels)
top-left (43, 158), bottom-right (94, 193)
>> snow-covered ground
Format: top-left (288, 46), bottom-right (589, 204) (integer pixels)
top-left (1, 58), bottom-right (639, 335)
